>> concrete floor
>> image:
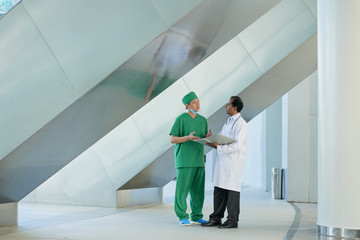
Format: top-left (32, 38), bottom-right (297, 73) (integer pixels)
top-left (0, 183), bottom-right (324, 240)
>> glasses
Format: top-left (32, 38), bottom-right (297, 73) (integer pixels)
top-left (225, 102), bottom-right (233, 108)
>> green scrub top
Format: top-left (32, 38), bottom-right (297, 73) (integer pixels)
top-left (170, 113), bottom-right (208, 168)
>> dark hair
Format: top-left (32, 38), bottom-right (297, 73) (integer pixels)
top-left (230, 96), bottom-right (243, 112)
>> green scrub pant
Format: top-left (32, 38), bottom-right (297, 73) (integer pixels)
top-left (175, 167), bottom-right (205, 221)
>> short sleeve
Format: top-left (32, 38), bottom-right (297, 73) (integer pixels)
top-left (169, 117), bottom-right (180, 137)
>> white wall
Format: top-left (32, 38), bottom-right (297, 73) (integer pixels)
top-left (265, 99), bottom-right (283, 192)
top-left (282, 94), bottom-right (288, 169)
top-left (242, 70), bottom-right (318, 202)
top-left (242, 112), bottom-right (266, 189)
top-left (205, 72), bottom-right (318, 201)
top-left (287, 71), bottom-right (318, 203)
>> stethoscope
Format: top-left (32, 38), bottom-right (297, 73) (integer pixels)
top-left (225, 116), bottom-right (240, 136)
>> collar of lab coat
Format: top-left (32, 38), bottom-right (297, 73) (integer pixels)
top-left (228, 113), bottom-right (241, 123)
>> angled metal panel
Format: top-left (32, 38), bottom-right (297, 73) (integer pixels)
top-left (0, 0), bottom-right (201, 161)
top-left (0, 0), bottom-right (282, 204)
top-left (120, 0), bottom-right (317, 192)
top-left (120, 34), bottom-right (317, 192)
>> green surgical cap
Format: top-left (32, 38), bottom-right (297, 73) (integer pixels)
top-left (182, 91), bottom-right (198, 105)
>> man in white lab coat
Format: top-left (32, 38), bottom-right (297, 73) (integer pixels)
top-left (202, 96), bottom-right (249, 229)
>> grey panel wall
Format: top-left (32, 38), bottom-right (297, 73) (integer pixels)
top-left (1, 0), bottom-right (282, 205)
top-left (0, 0), bottom-right (201, 161)
top-left (0, 0), bottom-right (202, 203)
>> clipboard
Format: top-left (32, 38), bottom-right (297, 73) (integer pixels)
top-left (194, 134), bottom-right (234, 145)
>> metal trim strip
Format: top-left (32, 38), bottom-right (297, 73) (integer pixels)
top-left (317, 224), bottom-right (360, 239)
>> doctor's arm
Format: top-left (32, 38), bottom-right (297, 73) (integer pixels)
top-left (217, 124), bottom-right (249, 154)
top-left (206, 141), bottom-right (218, 149)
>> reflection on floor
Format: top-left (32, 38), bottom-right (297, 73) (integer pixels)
top-left (0, 185), bottom-right (321, 240)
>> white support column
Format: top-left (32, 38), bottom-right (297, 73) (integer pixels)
top-left (266, 99), bottom-right (282, 192)
top-left (318, 0), bottom-right (360, 238)
top-left (288, 80), bottom-right (310, 203)
top-left (287, 72), bottom-right (318, 203)
top-left (0, 203), bottom-right (18, 228)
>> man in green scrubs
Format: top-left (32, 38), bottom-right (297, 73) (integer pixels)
top-left (170, 91), bottom-right (211, 225)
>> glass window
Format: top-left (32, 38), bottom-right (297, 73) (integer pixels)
top-left (0, 0), bottom-right (21, 19)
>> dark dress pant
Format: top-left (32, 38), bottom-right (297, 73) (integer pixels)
top-left (209, 186), bottom-right (240, 224)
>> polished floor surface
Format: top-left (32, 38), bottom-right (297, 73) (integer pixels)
top-left (0, 184), bottom-right (324, 240)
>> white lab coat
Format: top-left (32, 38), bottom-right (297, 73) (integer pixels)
top-left (213, 113), bottom-right (249, 192)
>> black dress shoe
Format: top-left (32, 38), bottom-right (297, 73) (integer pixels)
top-left (201, 219), bottom-right (221, 227)
top-left (217, 221), bottom-right (238, 229)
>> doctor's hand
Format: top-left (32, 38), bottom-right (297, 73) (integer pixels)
top-left (188, 132), bottom-right (200, 141)
top-left (206, 141), bottom-right (218, 149)
top-left (206, 129), bottom-right (212, 137)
